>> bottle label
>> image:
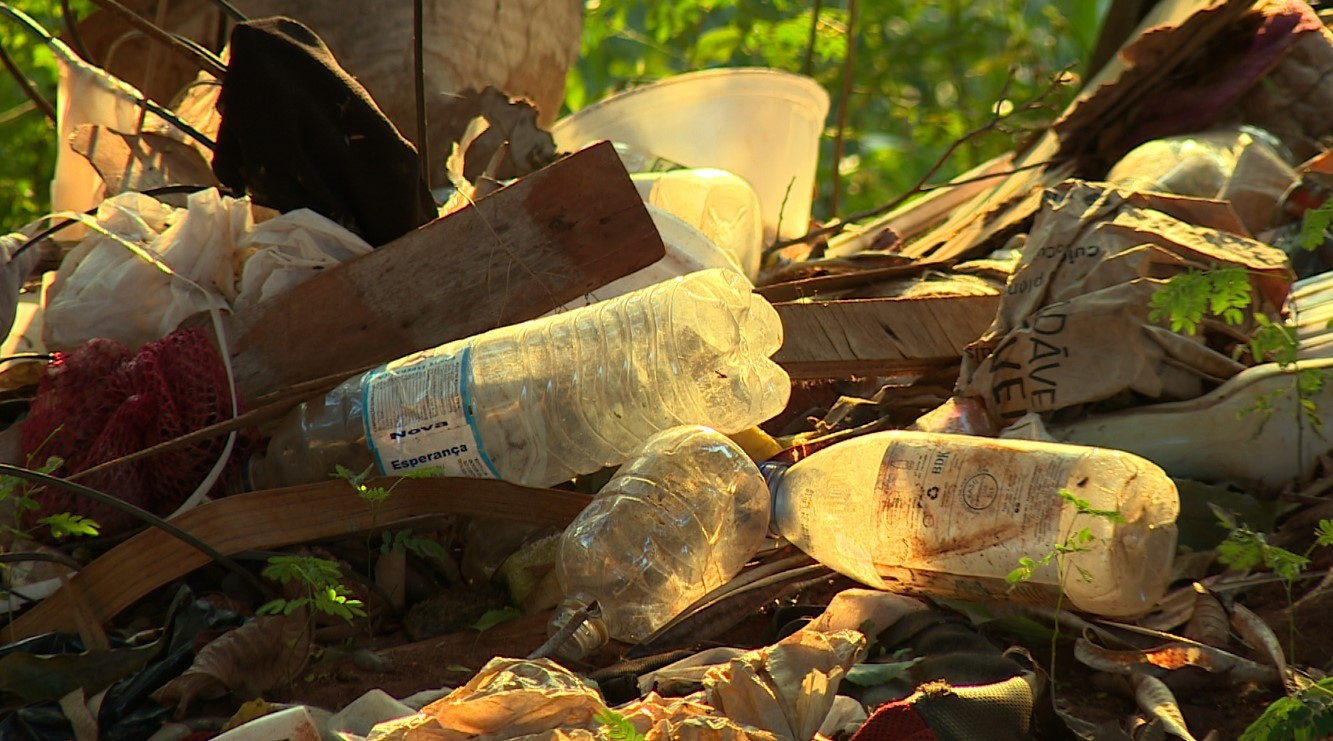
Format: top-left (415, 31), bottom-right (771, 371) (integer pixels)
top-left (874, 441), bottom-right (1070, 593)
top-left (362, 343), bottom-right (499, 478)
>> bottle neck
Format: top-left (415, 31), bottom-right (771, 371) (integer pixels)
top-left (548, 596), bottom-right (609, 662)
top-left (758, 460), bottom-right (791, 538)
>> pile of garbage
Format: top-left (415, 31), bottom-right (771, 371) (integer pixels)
top-left (5, 1), bottom-right (1333, 739)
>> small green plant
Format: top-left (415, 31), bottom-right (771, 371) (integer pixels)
top-left (379, 528), bottom-right (448, 560)
top-left (1214, 508), bottom-right (1333, 661)
top-left (593, 707), bottom-right (646, 741)
top-left (0, 449), bottom-right (100, 542)
top-left (335, 463), bottom-right (442, 524)
top-left (1147, 266), bottom-right (1253, 335)
top-left (1241, 675), bottom-right (1333, 740)
top-left (37, 512), bottom-right (99, 540)
top-left (1298, 196), bottom-right (1333, 251)
top-left (1007, 488), bottom-right (1123, 681)
top-left (334, 464), bottom-right (446, 570)
top-left (257, 555), bottom-right (367, 622)
top-left (1007, 488), bottom-right (1125, 586)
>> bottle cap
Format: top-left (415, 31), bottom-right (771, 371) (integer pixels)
top-left (757, 460), bottom-right (791, 538)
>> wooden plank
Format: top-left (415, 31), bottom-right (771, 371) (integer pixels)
top-left (225, 141), bottom-right (665, 400)
top-left (773, 295), bottom-right (1000, 379)
top-left (7, 478), bottom-right (592, 641)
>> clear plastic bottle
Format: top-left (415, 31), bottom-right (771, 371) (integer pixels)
top-left (762, 431), bottom-right (1180, 617)
top-left (247, 269), bottom-right (790, 489)
top-left (548, 426), bottom-right (770, 659)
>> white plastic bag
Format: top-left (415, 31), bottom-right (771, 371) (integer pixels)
top-left (234, 209), bottom-right (373, 314)
top-left (44, 189), bottom-right (250, 351)
top-left (44, 188), bottom-right (376, 351)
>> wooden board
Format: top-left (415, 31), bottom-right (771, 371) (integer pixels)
top-left (6, 478), bottom-right (592, 641)
top-left (772, 295), bottom-right (1001, 379)
top-left (225, 141), bottom-right (665, 400)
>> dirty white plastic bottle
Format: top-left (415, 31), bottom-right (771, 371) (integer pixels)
top-left (763, 431), bottom-right (1180, 617)
top-left (548, 426), bottom-right (770, 659)
top-left (247, 269), bottom-right (790, 489)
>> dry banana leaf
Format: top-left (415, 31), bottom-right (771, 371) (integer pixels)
top-left (150, 609), bottom-right (311, 715)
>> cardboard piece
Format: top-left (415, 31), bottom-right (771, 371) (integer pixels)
top-left (223, 141), bottom-right (666, 401)
top-left (958, 180), bottom-right (1293, 425)
top-left (772, 295), bottom-right (1002, 380)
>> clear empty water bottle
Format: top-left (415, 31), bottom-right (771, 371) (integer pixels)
top-left (548, 426), bottom-right (770, 659)
top-left (247, 269), bottom-right (790, 489)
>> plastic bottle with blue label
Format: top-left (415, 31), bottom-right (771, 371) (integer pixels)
top-left (246, 268), bottom-right (790, 490)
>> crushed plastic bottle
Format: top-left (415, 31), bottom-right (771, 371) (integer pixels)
top-left (763, 431), bottom-right (1180, 617)
top-left (548, 426), bottom-right (770, 660)
top-left (247, 268), bottom-right (790, 489)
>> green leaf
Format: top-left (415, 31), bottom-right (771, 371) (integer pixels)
top-left (38, 512), bottom-right (99, 540)
top-left (1314, 520), bottom-right (1333, 548)
top-left (470, 606), bottom-right (523, 632)
top-left (1299, 198), bottom-right (1333, 251)
top-left (844, 658), bottom-right (924, 686)
top-left (594, 708), bottom-right (646, 741)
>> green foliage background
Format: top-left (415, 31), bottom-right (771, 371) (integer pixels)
top-left (0, 1), bottom-right (1105, 232)
top-left (566, 0), bottom-right (1108, 224)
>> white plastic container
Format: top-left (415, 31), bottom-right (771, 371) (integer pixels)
top-left (550, 204), bottom-right (747, 314)
top-left (550, 426), bottom-right (770, 659)
top-left (632, 169), bottom-right (764, 281)
top-left (248, 269), bottom-right (790, 489)
top-left (552, 68), bottom-right (829, 244)
top-left (764, 431), bottom-right (1180, 617)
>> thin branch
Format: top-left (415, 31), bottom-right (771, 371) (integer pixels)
top-left (203, 0), bottom-right (246, 22)
top-left (0, 41), bottom-right (55, 122)
top-left (0, 464), bottom-right (269, 597)
top-left (828, 0), bottom-right (857, 217)
top-left (802, 0), bottom-right (823, 76)
top-left (413, 0), bottom-right (430, 190)
top-left (87, 0), bottom-right (227, 79)
top-left (769, 159), bottom-right (1056, 251)
top-left (0, 550), bottom-right (82, 569)
top-left (767, 64), bottom-right (1074, 252)
top-left (0, 2), bottom-right (216, 150)
top-left (59, 0), bottom-right (93, 64)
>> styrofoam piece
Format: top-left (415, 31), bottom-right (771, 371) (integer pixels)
top-left (211, 705), bottom-right (321, 741)
top-left (327, 689), bottom-right (415, 738)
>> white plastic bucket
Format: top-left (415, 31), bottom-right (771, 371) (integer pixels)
top-left (552, 68), bottom-right (829, 244)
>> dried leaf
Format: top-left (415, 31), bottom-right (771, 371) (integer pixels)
top-left (1182, 584), bottom-right (1229, 648)
top-left (1074, 637), bottom-right (1277, 685)
top-left (1132, 672), bottom-right (1198, 741)
top-left (150, 609), bottom-right (311, 715)
top-left (0, 644), bottom-right (155, 703)
top-left (1228, 601), bottom-right (1295, 694)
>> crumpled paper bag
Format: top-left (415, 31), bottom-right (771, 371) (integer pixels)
top-left (795, 588), bottom-right (927, 641)
top-left (959, 179), bottom-right (1293, 424)
top-left (367, 657), bottom-right (605, 740)
top-left (702, 629), bottom-right (866, 741)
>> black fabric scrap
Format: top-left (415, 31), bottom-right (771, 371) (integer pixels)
top-left (212, 17), bottom-right (436, 246)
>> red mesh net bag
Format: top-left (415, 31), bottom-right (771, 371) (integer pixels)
top-left (20, 326), bottom-right (248, 538)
